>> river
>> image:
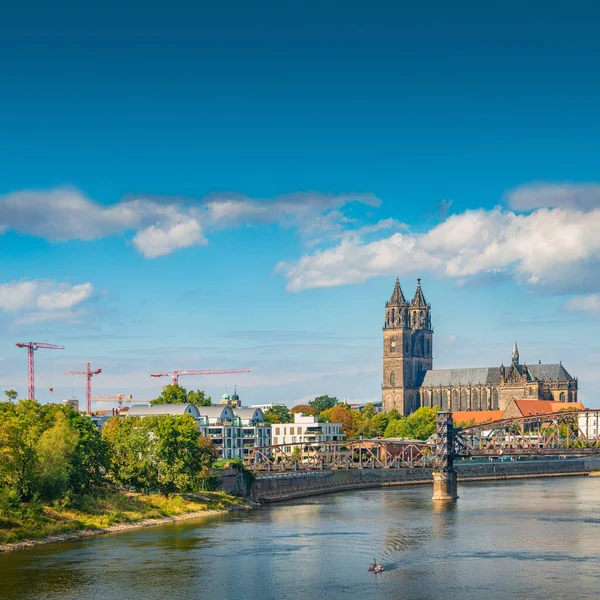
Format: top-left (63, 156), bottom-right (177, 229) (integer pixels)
top-left (2, 477), bottom-right (600, 600)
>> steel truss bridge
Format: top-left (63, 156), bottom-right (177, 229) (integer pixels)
top-left (247, 409), bottom-right (600, 471)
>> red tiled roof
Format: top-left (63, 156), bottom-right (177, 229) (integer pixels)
top-left (513, 400), bottom-right (585, 416)
top-left (452, 410), bottom-right (504, 425)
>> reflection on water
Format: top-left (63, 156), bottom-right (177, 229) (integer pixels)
top-left (2, 478), bottom-right (600, 600)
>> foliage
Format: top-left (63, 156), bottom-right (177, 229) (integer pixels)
top-left (187, 389), bottom-right (213, 406)
top-left (4, 390), bottom-right (17, 403)
top-left (151, 384), bottom-right (188, 405)
top-left (102, 414), bottom-right (216, 495)
top-left (151, 384), bottom-right (213, 407)
top-left (263, 405), bottom-right (292, 425)
top-left (383, 406), bottom-right (438, 440)
top-left (309, 395), bottom-right (339, 416)
top-left (319, 405), bottom-right (357, 438)
top-left (290, 404), bottom-right (316, 415)
top-left (0, 401), bottom-right (109, 501)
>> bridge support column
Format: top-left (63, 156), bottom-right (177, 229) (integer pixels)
top-left (432, 410), bottom-right (459, 502)
top-left (432, 469), bottom-right (458, 501)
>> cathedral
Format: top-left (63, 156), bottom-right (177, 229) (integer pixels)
top-left (382, 278), bottom-right (578, 415)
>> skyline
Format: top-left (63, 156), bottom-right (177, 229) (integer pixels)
top-left (1, 1), bottom-right (599, 407)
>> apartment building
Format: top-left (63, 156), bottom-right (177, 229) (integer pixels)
top-left (271, 413), bottom-right (343, 453)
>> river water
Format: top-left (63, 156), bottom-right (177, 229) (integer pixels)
top-left (2, 477), bottom-right (600, 600)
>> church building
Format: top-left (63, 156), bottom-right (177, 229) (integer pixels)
top-left (382, 278), bottom-right (578, 415)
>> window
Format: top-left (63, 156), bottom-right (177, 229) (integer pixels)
top-left (482, 389), bottom-right (488, 409)
top-left (390, 337), bottom-right (396, 353)
top-left (433, 390), bottom-right (440, 406)
top-left (560, 391), bottom-right (566, 402)
top-left (452, 390), bottom-right (458, 410)
top-left (390, 371), bottom-right (396, 386)
top-left (290, 427), bottom-right (295, 435)
top-left (461, 390), bottom-right (468, 411)
top-left (472, 390), bottom-right (479, 410)
top-left (273, 437), bottom-right (278, 445)
top-left (492, 389), bottom-right (499, 410)
top-left (442, 390), bottom-right (448, 409)
top-left (422, 390), bottom-right (429, 407)
top-left (275, 427), bottom-right (280, 436)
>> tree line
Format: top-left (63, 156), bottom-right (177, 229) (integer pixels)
top-left (0, 399), bottom-right (218, 514)
top-left (263, 395), bottom-right (439, 441)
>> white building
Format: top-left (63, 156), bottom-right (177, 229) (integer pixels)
top-left (577, 411), bottom-right (600, 440)
top-left (126, 403), bottom-right (271, 460)
top-left (271, 413), bottom-right (343, 452)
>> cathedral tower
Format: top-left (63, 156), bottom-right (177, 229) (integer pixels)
top-left (382, 278), bottom-right (433, 415)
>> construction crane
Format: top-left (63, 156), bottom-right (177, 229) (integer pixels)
top-left (91, 394), bottom-right (153, 411)
top-left (65, 362), bottom-right (102, 415)
top-left (15, 341), bottom-right (65, 400)
top-left (150, 369), bottom-right (250, 386)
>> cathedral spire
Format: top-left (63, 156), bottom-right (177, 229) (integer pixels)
top-left (389, 277), bottom-right (407, 305)
top-left (512, 341), bottom-right (519, 366)
top-left (411, 278), bottom-right (428, 308)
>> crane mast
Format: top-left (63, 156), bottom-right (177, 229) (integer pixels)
top-left (65, 362), bottom-right (102, 414)
top-left (15, 341), bottom-right (65, 400)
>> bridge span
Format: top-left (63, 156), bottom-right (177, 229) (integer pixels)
top-left (246, 409), bottom-right (600, 502)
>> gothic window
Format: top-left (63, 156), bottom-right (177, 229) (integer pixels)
top-left (492, 389), bottom-right (499, 410)
top-left (559, 391), bottom-right (566, 402)
top-left (416, 391), bottom-right (421, 406)
top-left (433, 390), bottom-right (440, 407)
top-left (392, 308), bottom-right (395, 324)
top-left (482, 389), bottom-right (488, 410)
top-left (461, 390), bottom-right (468, 411)
top-left (472, 389), bottom-right (479, 410)
top-left (390, 371), bottom-right (396, 386)
top-left (442, 390), bottom-right (448, 409)
top-left (390, 338), bottom-right (396, 353)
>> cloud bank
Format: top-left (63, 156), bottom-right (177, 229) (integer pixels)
top-left (0, 188), bottom-right (379, 258)
top-left (277, 183), bottom-right (600, 295)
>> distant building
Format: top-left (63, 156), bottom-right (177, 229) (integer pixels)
top-left (271, 413), bottom-right (343, 453)
top-left (382, 277), bottom-right (579, 415)
top-left (250, 403), bottom-right (286, 412)
top-left (220, 386), bottom-right (242, 408)
top-left (126, 401), bottom-right (270, 460)
top-left (347, 401), bottom-right (383, 413)
top-left (62, 397), bottom-right (79, 411)
top-left (578, 411), bottom-right (600, 439)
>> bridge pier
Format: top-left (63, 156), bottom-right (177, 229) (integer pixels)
top-left (432, 411), bottom-right (459, 502)
top-left (432, 469), bottom-right (458, 501)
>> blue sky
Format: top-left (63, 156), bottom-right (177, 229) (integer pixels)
top-left (1, 1), bottom-right (599, 408)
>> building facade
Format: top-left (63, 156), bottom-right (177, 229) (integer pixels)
top-left (382, 278), bottom-right (578, 415)
top-left (271, 413), bottom-right (343, 453)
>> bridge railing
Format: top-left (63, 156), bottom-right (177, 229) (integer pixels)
top-left (246, 439), bottom-right (434, 471)
top-left (456, 409), bottom-right (600, 456)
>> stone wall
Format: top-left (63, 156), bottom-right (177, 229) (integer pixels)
top-left (249, 457), bottom-right (600, 503)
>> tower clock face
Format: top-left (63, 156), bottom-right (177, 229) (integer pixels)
top-left (391, 341), bottom-right (396, 348)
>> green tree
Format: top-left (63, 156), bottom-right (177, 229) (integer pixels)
top-left (309, 395), bottom-right (338, 416)
top-left (151, 384), bottom-right (188, 405)
top-left (384, 406), bottom-right (437, 440)
top-left (35, 412), bottom-right (79, 500)
top-left (187, 389), bottom-right (213, 406)
top-left (102, 414), bottom-right (216, 495)
top-left (4, 389), bottom-right (18, 403)
top-left (263, 405), bottom-right (292, 425)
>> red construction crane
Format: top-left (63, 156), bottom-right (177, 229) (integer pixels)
top-left (15, 341), bottom-right (65, 400)
top-left (150, 369), bottom-right (250, 386)
top-left (65, 362), bottom-right (102, 414)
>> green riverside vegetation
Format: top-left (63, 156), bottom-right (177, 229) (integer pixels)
top-left (0, 399), bottom-right (238, 546)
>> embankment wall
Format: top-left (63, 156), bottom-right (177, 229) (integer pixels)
top-left (250, 457), bottom-right (600, 503)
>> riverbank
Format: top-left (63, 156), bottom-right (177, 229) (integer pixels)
top-left (0, 491), bottom-right (250, 553)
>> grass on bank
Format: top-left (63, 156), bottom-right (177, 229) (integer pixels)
top-left (0, 491), bottom-right (245, 545)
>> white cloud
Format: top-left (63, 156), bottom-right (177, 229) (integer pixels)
top-left (277, 206), bottom-right (600, 293)
top-left (565, 294), bottom-right (600, 316)
top-left (507, 182), bottom-right (600, 211)
top-left (0, 280), bottom-right (94, 315)
top-left (133, 218), bottom-right (206, 258)
top-left (0, 188), bottom-right (378, 258)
